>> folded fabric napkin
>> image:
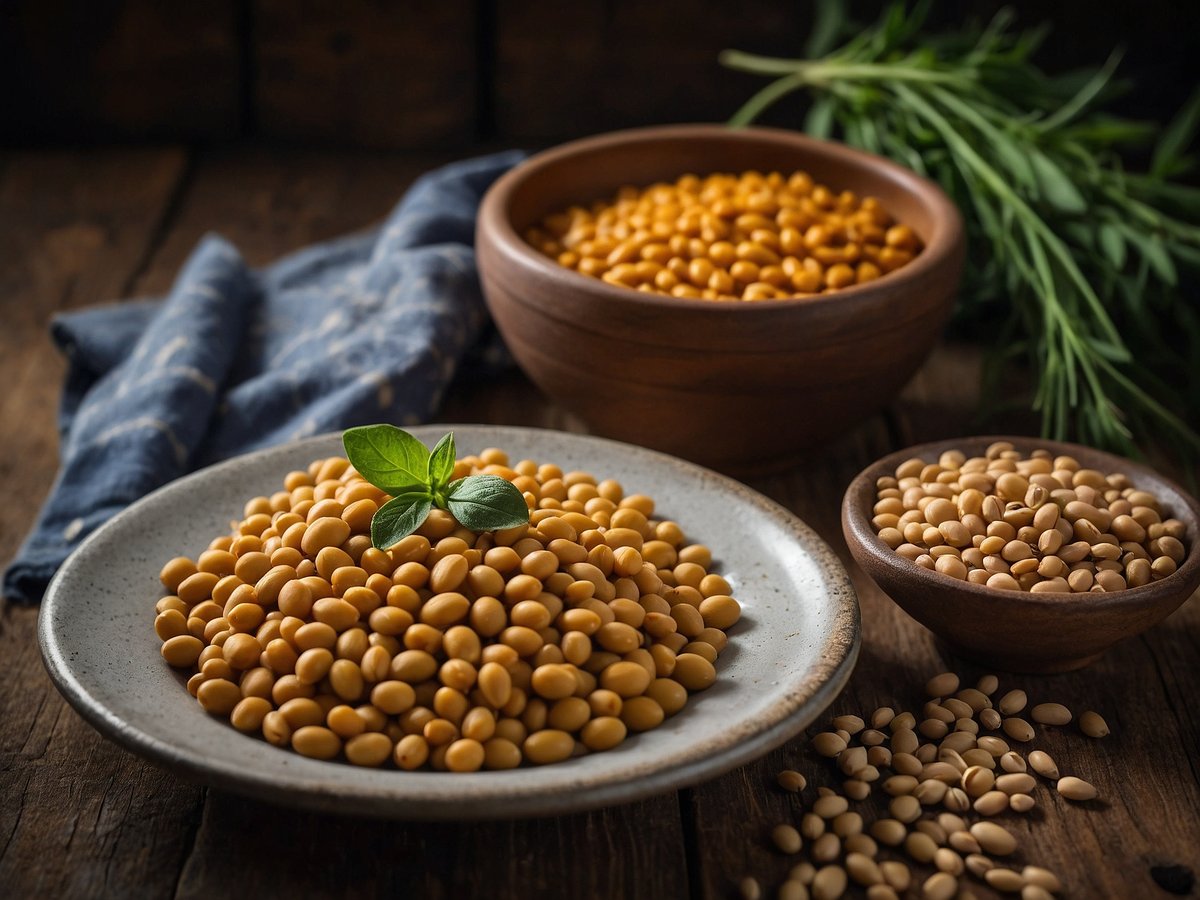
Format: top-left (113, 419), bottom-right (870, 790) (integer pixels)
top-left (4, 150), bottom-right (524, 605)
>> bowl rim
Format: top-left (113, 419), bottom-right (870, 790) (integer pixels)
top-left (478, 123), bottom-right (965, 314)
top-left (841, 434), bottom-right (1200, 606)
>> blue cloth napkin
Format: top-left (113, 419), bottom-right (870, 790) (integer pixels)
top-left (4, 150), bottom-right (524, 605)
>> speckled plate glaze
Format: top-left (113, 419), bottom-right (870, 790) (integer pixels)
top-left (39, 425), bottom-right (859, 820)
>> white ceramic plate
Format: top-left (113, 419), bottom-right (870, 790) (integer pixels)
top-left (39, 425), bottom-right (859, 819)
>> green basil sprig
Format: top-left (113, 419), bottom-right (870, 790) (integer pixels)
top-left (342, 425), bottom-right (530, 549)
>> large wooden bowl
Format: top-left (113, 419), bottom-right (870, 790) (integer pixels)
top-left (842, 436), bottom-right (1200, 673)
top-left (476, 124), bottom-right (965, 472)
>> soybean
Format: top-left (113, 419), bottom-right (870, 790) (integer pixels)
top-left (872, 448), bottom-right (1188, 592)
top-left (531, 170), bottom-right (921, 302)
top-left (155, 450), bottom-right (740, 773)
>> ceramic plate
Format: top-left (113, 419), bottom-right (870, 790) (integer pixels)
top-left (40, 425), bottom-right (859, 819)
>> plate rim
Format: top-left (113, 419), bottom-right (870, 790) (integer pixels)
top-left (38, 424), bottom-right (860, 819)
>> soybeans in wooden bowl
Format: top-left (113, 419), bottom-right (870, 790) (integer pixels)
top-left (476, 124), bottom-right (965, 472)
top-left (842, 436), bottom-right (1200, 673)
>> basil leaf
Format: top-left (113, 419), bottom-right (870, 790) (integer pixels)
top-left (342, 424), bottom-right (430, 494)
top-left (427, 432), bottom-right (456, 497)
top-left (445, 475), bottom-right (530, 532)
top-left (371, 492), bottom-right (433, 549)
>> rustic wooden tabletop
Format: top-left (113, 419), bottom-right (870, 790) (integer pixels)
top-left (1, 147), bottom-right (1196, 899)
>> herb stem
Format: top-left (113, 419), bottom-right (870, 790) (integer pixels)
top-left (720, 50), bottom-right (973, 88)
top-left (722, 4), bottom-right (1200, 461)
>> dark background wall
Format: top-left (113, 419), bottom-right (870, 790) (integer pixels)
top-left (1, 0), bottom-right (1196, 150)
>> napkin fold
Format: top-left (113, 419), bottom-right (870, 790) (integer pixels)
top-left (4, 150), bottom-right (524, 605)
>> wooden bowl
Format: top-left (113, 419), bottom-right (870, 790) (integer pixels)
top-left (476, 124), bottom-right (965, 472)
top-left (842, 436), bottom-right (1200, 673)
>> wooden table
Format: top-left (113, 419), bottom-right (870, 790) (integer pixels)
top-left (1, 146), bottom-right (1197, 899)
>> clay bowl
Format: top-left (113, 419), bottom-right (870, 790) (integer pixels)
top-left (842, 436), bottom-right (1200, 673)
top-left (476, 124), bottom-right (964, 472)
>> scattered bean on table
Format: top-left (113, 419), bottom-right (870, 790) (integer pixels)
top-left (743, 669), bottom-right (1112, 897)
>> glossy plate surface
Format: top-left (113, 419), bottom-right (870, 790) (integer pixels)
top-left (40, 425), bottom-right (859, 819)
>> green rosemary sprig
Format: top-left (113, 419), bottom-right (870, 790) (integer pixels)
top-left (722, 1), bottom-right (1200, 459)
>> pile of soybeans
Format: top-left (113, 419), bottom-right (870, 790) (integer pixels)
top-left (153, 448), bottom-right (741, 772)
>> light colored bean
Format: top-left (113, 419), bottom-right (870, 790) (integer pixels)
top-left (870, 818), bottom-right (907, 847)
top-left (970, 821), bottom-right (1017, 855)
top-left (814, 795), bottom-right (849, 819)
top-left (961, 766), bottom-right (994, 797)
top-left (811, 865), bottom-right (847, 900)
top-left (778, 769), bottom-right (807, 792)
top-left (773, 824), bottom-right (804, 854)
top-left (1080, 710), bottom-right (1110, 738)
top-left (925, 672), bottom-right (959, 697)
top-left (920, 871), bottom-right (957, 900)
top-left (812, 732), bottom-right (847, 757)
top-left (973, 790), bottom-right (1009, 816)
top-left (889, 795), bottom-right (921, 824)
top-left (1009, 793), bottom-right (1036, 812)
top-left (985, 868), bottom-right (1025, 893)
top-left (1021, 866), bottom-right (1063, 893)
top-left (1028, 750), bottom-right (1060, 779)
top-left (1057, 776), bottom-right (1098, 801)
top-left (996, 772), bottom-right (1036, 794)
top-left (999, 750), bottom-right (1026, 773)
top-left (845, 852), bottom-right (882, 886)
top-left (998, 689), bottom-right (1027, 714)
top-left (1030, 702), bottom-right (1072, 725)
top-left (1003, 717), bottom-right (1035, 742)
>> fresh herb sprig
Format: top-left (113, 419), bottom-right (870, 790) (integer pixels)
top-left (342, 425), bottom-right (529, 549)
top-left (721, 1), bottom-right (1200, 460)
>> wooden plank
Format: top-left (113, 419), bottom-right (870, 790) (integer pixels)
top-left (0, 1), bottom-right (239, 143)
top-left (253, 0), bottom-right (477, 149)
top-left (0, 148), bottom-right (188, 573)
top-left (438, 370), bottom-right (588, 434)
top-left (0, 607), bottom-right (205, 898)
top-left (0, 148), bottom-right (196, 899)
top-left (493, 0), bottom-right (812, 143)
top-left (130, 147), bottom-right (449, 295)
top-left (174, 791), bottom-right (688, 899)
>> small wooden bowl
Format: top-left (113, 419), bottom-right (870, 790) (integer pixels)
top-left (842, 436), bottom-right (1200, 673)
top-left (476, 124), bottom-right (965, 472)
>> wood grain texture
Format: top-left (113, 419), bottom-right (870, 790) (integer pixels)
top-left (0, 148), bottom-right (187, 569)
top-left (0, 0), bottom-right (239, 142)
top-left (1, 147), bottom-right (1197, 900)
top-left (0, 607), bottom-right (204, 897)
top-left (253, 0), bottom-right (477, 148)
top-left (493, 0), bottom-right (812, 141)
top-left (128, 147), bottom-right (450, 296)
top-left (2, 0), bottom-right (1196, 149)
top-left (0, 148), bottom-right (197, 899)
top-left (174, 792), bottom-right (689, 900)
